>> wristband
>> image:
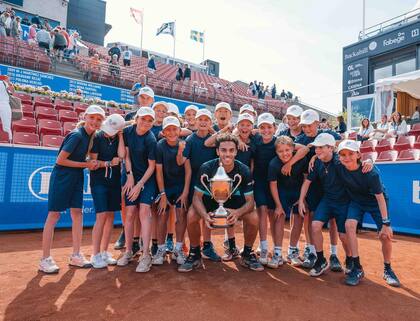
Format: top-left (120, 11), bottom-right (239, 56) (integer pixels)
top-left (382, 218), bottom-right (391, 226)
top-left (126, 171), bottom-right (132, 175)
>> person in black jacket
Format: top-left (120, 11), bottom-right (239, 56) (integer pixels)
top-left (175, 63), bottom-right (183, 81)
top-left (183, 64), bottom-right (191, 82)
top-left (108, 44), bottom-right (121, 62)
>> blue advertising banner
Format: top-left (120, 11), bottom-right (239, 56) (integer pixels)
top-left (1, 145), bottom-right (419, 235)
top-left (0, 64), bottom-right (206, 114)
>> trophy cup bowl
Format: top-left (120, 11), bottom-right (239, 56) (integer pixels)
top-left (200, 163), bottom-right (242, 228)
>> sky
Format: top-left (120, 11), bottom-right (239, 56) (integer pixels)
top-left (104, 0), bottom-right (417, 114)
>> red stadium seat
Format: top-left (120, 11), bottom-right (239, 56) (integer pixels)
top-left (74, 102), bottom-right (89, 114)
top-left (393, 135), bottom-right (415, 152)
top-left (13, 92), bottom-right (32, 104)
top-left (12, 117), bottom-right (37, 133)
top-left (36, 106), bottom-right (57, 120)
top-left (376, 150), bottom-right (398, 162)
top-left (22, 105), bottom-right (34, 117)
top-left (415, 136), bottom-right (420, 149)
top-left (397, 149), bottom-right (420, 161)
top-left (360, 140), bottom-right (377, 153)
top-left (0, 128), bottom-right (10, 143)
top-left (42, 135), bottom-right (64, 148)
top-left (38, 119), bottom-right (62, 136)
top-left (13, 132), bottom-right (39, 146)
top-left (63, 122), bottom-right (77, 135)
top-left (361, 152), bottom-right (378, 163)
top-left (58, 110), bottom-right (78, 123)
top-left (34, 95), bottom-right (53, 108)
top-left (375, 138), bottom-right (395, 153)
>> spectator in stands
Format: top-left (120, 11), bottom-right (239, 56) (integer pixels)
top-left (68, 31), bottom-right (80, 58)
top-left (0, 76), bottom-right (12, 140)
top-left (130, 74), bottom-right (147, 105)
top-left (335, 115), bottom-right (347, 133)
top-left (42, 19), bottom-right (52, 32)
top-left (75, 88), bottom-right (83, 97)
top-left (21, 15), bottom-right (30, 26)
top-left (175, 63), bottom-right (183, 81)
top-left (387, 112), bottom-right (408, 138)
top-left (369, 114), bottom-right (389, 140)
top-left (271, 84), bottom-right (277, 99)
top-left (0, 11), bottom-right (9, 37)
top-left (52, 28), bottom-right (68, 62)
top-left (247, 82), bottom-right (255, 96)
top-left (84, 53), bottom-right (100, 80)
top-left (287, 91), bottom-right (293, 99)
top-left (277, 115), bottom-right (289, 132)
top-left (198, 81), bottom-right (208, 97)
top-left (10, 16), bottom-right (22, 39)
top-left (147, 55), bottom-right (156, 73)
top-left (280, 89), bottom-right (286, 99)
top-left (122, 46), bottom-right (132, 67)
top-left (183, 64), bottom-right (191, 82)
top-left (319, 118), bottom-right (329, 129)
top-left (357, 118), bottom-right (373, 142)
top-left (28, 23), bottom-right (37, 45)
top-left (4, 11), bottom-right (12, 36)
top-left (109, 54), bottom-right (121, 80)
top-left (412, 106), bottom-right (420, 120)
top-left (36, 27), bottom-right (52, 54)
top-left (31, 14), bottom-right (41, 28)
top-left (108, 43), bottom-right (121, 62)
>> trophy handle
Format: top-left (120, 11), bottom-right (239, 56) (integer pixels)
top-left (228, 174), bottom-right (242, 199)
top-left (200, 174), bottom-right (213, 197)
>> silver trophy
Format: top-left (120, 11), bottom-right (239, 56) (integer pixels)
top-left (200, 163), bottom-right (242, 228)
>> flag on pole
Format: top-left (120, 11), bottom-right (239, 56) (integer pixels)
top-left (190, 30), bottom-right (204, 43)
top-left (130, 7), bottom-right (143, 25)
top-left (156, 22), bottom-right (175, 36)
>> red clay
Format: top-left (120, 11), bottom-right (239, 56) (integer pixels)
top-left (1, 226), bottom-right (419, 321)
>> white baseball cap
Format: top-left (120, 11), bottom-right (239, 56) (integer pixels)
top-left (196, 108), bottom-right (212, 120)
top-left (136, 106), bottom-right (155, 120)
top-left (85, 105), bottom-right (106, 119)
top-left (338, 139), bottom-right (361, 153)
top-left (162, 116), bottom-right (181, 130)
top-left (215, 102), bottom-right (232, 113)
top-left (185, 105), bottom-right (199, 114)
top-left (299, 109), bottom-right (319, 125)
top-left (239, 104), bottom-right (256, 115)
top-left (309, 133), bottom-right (336, 147)
top-left (152, 101), bottom-right (168, 111)
top-left (101, 114), bottom-right (125, 136)
top-left (257, 113), bottom-right (275, 127)
top-left (139, 86), bottom-right (154, 98)
top-left (286, 105), bottom-right (303, 117)
top-left (237, 113), bottom-right (255, 125)
top-left (167, 102), bottom-right (180, 116)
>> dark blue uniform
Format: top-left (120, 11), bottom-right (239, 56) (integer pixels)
top-left (48, 127), bottom-right (91, 211)
top-left (195, 159), bottom-right (253, 212)
top-left (267, 156), bottom-right (307, 216)
top-left (337, 165), bottom-right (388, 231)
top-left (156, 138), bottom-right (185, 207)
top-left (123, 125), bottom-right (157, 206)
top-left (277, 128), bottom-right (303, 142)
top-left (89, 131), bottom-right (122, 213)
top-left (236, 135), bottom-right (256, 168)
top-left (252, 134), bottom-right (276, 209)
top-left (307, 154), bottom-right (349, 233)
top-left (150, 124), bottom-right (163, 141)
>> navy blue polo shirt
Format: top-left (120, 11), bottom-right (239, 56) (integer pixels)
top-left (90, 131), bottom-right (121, 186)
top-left (267, 155), bottom-right (307, 194)
top-left (277, 128), bottom-right (303, 142)
top-left (236, 135), bottom-right (256, 168)
top-left (307, 154), bottom-right (348, 203)
top-left (295, 129), bottom-right (341, 157)
top-left (151, 124), bottom-right (163, 140)
top-left (57, 127), bottom-right (90, 168)
top-left (155, 138), bottom-right (185, 187)
top-left (252, 134), bottom-right (276, 180)
top-left (123, 125), bottom-right (156, 180)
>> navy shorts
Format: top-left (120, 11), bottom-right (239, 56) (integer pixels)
top-left (166, 185), bottom-right (184, 208)
top-left (254, 180), bottom-right (275, 209)
top-left (125, 179), bottom-right (157, 206)
top-left (346, 200), bottom-right (388, 231)
top-left (48, 167), bottom-right (84, 212)
top-left (306, 184), bottom-right (322, 212)
top-left (91, 184), bottom-right (121, 213)
top-left (279, 191), bottom-right (299, 217)
top-left (313, 198), bottom-right (348, 233)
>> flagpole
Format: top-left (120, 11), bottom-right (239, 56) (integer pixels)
top-left (173, 21), bottom-right (176, 65)
top-left (140, 9), bottom-right (144, 57)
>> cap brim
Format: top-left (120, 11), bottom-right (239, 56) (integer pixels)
top-left (338, 146), bottom-right (359, 153)
top-left (101, 126), bottom-right (118, 136)
top-left (257, 121), bottom-right (273, 127)
top-left (163, 124), bottom-right (180, 130)
top-left (286, 112), bottom-right (301, 117)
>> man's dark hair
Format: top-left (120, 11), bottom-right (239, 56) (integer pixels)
top-left (215, 133), bottom-right (239, 149)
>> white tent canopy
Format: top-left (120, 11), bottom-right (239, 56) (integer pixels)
top-left (375, 69), bottom-right (420, 99)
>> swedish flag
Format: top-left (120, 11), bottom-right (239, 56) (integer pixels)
top-left (190, 30), bottom-right (204, 43)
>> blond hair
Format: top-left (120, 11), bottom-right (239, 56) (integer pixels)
top-left (275, 135), bottom-right (294, 148)
top-left (76, 120), bottom-right (96, 159)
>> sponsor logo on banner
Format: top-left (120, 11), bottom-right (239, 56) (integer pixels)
top-left (344, 47), bottom-right (369, 61)
top-left (383, 32), bottom-right (405, 47)
top-left (28, 166), bottom-right (92, 201)
top-left (368, 41), bottom-right (377, 51)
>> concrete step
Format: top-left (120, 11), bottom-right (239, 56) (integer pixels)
top-left (52, 61), bottom-right (84, 80)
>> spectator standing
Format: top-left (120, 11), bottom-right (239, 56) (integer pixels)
top-left (0, 76), bottom-right (12, 140)
top-left (130, 74), bottom-right (147, 105)
top-left (36, 27), bottom-right (52, 53)
top-left (42, 19), bottom-right (52, 32)
top-left (248, 82), bottom-right (255, 96)
top-left (109, 54), bottom-right (121, 79)
top-left (108, 43), bottom-right (121, 62)
top-left (52, 28), bottom-right (68, 62)
top-left (67, 31), bottom-right (80, 58)
top-left (21, 15), bottom-right (30, 26)
top-left (147, 55), bottom-right (156, 73)
top-left (28, 24), bottom-right (37, 45)
top-left (412, 106), bottom-right (420, 120)
top-left (4, 11), bottom-right (12, 36)
top-left (11, 16), bottom-right (22, 39)
top-left (183, 64), bottom-right (191, 82)
top-left (280, 89), bottom-right (286, 99)
top-left (271, 84), bottom-right (277, 99)
top-left (356, 118), bottom-right (373, 142)
top-left (175, 63), bottom-right (183, 81)
top-left (122, 46), bottom-right (132, 67)
top-left (0, 11), bottom-right (9, 37)
top-left (31, 14), bottom-right (41, 28)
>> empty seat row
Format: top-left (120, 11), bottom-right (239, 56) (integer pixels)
top-left (362, 149), bottom-right (420, 162)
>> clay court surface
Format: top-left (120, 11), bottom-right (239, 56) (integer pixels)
top-left (1, 226), bottom-right (419, 321)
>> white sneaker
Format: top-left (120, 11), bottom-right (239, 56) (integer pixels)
top-left (172, 249), bottom-right (187, 265)
top-left (287, 250), bottom-right (303, 266)
top-left (69, 253), bottom-right (92, 268)
top-left (267, 253), bottom-right (284, 269)
top-left (259, 249), bottom-right (269, 265)
top-left (117, 252), bottom-right (133, 267)
top-left (91, 253), bottom-right (108, 269)
top-left (152, 248), bottom-right (166, 265)
top-left (39, 256), bottom-right (59, 274)
top-left (101, 251), bottom-right (117, 266)
top-left (136, 254), bottom-right (152, 273)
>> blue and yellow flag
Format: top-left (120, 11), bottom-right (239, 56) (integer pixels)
top-left (190, 30), bottom-right (204, 43)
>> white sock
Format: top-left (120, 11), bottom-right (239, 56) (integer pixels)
top-left (330, 244), bottom-right (337, 255)
top-left (175, 242), bottom-right (183, 252)
top-left (309, 244), bottom-right (316, 254)
top-left (224, 229), bottom-right (228, 241)
top-left (274, 246), bottom-right (282, 257)
top-left (260, 240), bottom-right (268, 250)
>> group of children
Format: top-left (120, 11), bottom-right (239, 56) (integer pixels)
top-left (39, 86), bottom-right (400, 287)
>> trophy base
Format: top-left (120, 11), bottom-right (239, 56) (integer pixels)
top-left (210, 215), bottom-right (234, 229)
